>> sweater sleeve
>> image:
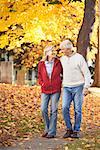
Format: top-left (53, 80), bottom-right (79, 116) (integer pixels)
top-left (60, 60), bottom-right (63, 77)
top-left (38, 62), bottom-right (43, 86)
top-left (80, 55), bottom-right (92, 88)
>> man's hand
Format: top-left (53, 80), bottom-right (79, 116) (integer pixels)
top-left (83, 88), bottom-right (90, 96)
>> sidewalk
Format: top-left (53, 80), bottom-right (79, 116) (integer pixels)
top-left (0, 129), bottom-right (99, 150)
top-left (0, 130), bottom-right (68, 150)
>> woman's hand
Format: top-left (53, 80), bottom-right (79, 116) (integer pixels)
top-left (41, 83), bottom-right (44, 86)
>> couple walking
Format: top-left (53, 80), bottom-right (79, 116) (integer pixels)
top-left (38, 40), bottom-right (91, 139)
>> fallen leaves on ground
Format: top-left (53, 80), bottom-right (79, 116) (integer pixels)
top-left (0, 84), bottom-right (100, 147)
top-left (0, 84), bottom-right (42, 146)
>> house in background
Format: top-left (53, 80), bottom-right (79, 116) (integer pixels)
top-left (0, 53), bottom-right (37, 85)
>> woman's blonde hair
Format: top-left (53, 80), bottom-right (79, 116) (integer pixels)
top-left (42, 46), bottom-right (54, 61)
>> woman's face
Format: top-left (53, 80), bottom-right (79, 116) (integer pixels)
top-left (46, 50), bottom-right (52, 56)
top-left (46, 50), bottom-right (56, 59)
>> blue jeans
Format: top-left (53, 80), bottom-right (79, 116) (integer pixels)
top-left (62, 84), bottom-right (84, 131)
top-left (41, 92), bottom-right (60, 136)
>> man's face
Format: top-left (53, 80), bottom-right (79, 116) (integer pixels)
top-left (60, 48), bottom-right (72, 56)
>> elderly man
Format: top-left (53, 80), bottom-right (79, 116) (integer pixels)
top-left (60, 40), bottom-right (91, 138)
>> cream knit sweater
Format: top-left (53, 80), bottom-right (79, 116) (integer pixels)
top-left (60, 53), bottom-right (91, 88)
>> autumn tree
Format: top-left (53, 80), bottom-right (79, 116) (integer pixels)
top-left (93, 1), bottom-right (100, 87)
top-left (70, 0), bottom-right (99, 87)
top-left (46, 0), bottom-right (99, 87)
top-left (76, 0), bottom-right (96, 58)
top-left (0, 0), bottom-right (98, 81)
top-left (0, 0), bottom-right (84, 68)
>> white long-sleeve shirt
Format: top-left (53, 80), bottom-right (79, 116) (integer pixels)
top-left (60, 53), bottom-right (92, 88)
top-left (45, 60), bottom-right (54, 79)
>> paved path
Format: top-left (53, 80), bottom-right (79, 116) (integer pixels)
top-left (0, 130), bottom-right (70, 150)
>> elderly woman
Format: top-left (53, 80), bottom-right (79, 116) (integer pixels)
top-left (38, 46), bottom-right (63, 138)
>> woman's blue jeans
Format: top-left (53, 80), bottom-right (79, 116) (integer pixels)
top-left (62, 84), bottom-right (84, 132)
top-left (41, 92), bottom-right (60, 136)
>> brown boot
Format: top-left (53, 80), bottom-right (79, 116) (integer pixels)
top-left (71, 131), bottom-right (80, 138)
top-left (63, 129), bottom-right (73, 138)
top-left (41, 132), bottom-right (48, 137)
top-left (46, 135), bottom-right (55, 138)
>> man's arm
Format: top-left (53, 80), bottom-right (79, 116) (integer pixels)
top-left (80, 56), bottom-right (92, 95)
top-left (80, 55), bottom-right (92, 88)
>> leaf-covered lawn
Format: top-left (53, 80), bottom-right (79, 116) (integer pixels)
top-left (0, 84), bottom-right (100, 148)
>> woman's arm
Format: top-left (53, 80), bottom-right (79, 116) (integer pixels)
top-left (38, 62), bottom-right (43, 86)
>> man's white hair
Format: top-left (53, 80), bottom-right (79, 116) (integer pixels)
top-left (60, 40), bottom-right (73, 50)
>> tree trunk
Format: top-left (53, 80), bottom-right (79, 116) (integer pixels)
top-left (93, 0), bottom-right (100, 87)
top-left (76, 0), bottom-right (96, 58)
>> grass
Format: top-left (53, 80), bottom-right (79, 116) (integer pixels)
top-left (63, 130), bottom-right (100, 150)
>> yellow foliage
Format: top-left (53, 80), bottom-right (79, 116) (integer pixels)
top-left (0, 34), bottom-right (8, 48)
top-left (0, 0), bottom-right (98, 68)
top-left (0, 0), bottom-right (84, 47)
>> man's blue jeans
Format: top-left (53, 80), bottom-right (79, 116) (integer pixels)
top-left (41, 92), bottom-right (60, 136)
top-left (62, 84), bottom-right (84, 132)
